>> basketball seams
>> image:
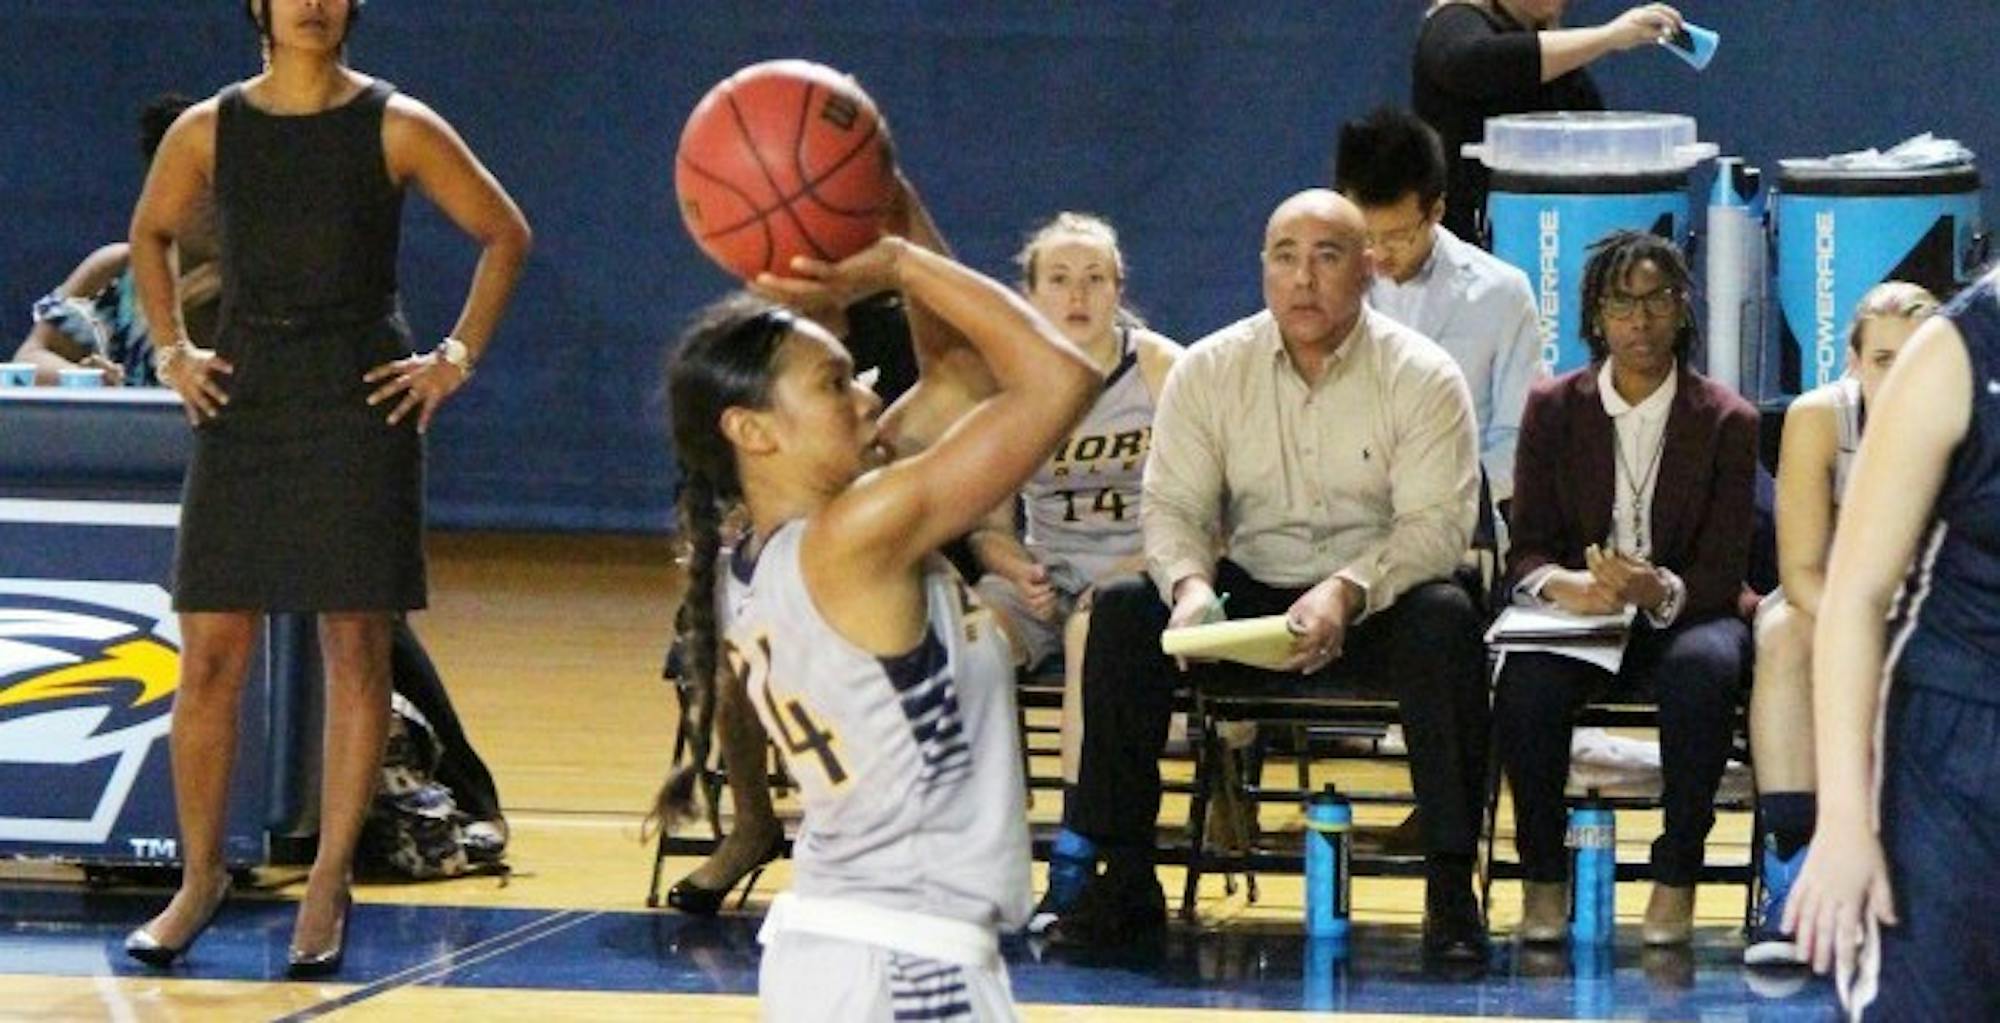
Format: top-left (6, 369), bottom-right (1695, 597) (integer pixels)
top-left (688, 83), bottom-right (883, 260)
top-left (675, 63), bottom-right (893, 278)
top-left (672, 150), bottom-right (764, 271)
top-left (787, 82), bottom-right (889, 220)
top-left (724, 88), bottom-right (832, 271)
top-left (689, 122), bottom-right (886, 240)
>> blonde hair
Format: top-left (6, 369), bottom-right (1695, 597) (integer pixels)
top-left (1847, 281), bottom-right (1940, 352)
top-left (1016, 212), bottom-right (1126, 290)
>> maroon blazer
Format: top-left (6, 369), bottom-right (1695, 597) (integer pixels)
top-left (1505, 364), bottom-right (1760, 623)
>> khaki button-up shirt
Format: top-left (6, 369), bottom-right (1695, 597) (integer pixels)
top-left (1142, 306), bottom-right (1479, 619)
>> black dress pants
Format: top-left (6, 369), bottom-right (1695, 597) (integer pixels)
top-left (1067, 561), bottom-right (1490, 858)
top-left (1493, 615), bottom-right (1747, 885)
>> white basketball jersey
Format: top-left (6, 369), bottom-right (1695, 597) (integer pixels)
top-left (1022, 328), bottom-right (1155, 592)
top-left (718, 520), bottom-right (1030, 931)
top-left (1831, 375), bottom-right (1864, 508)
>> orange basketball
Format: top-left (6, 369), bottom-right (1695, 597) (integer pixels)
top-left (675, 60), bottom-right (895, 280)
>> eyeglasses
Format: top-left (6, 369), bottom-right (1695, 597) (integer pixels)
top-left (1364, 220), bottom-right (1431, 253)
top-left (1601, 287), bottom-right (1684, 320)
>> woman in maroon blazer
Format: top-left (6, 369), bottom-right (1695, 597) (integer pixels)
top-left (1497, 231), bottom-right (1758, 947)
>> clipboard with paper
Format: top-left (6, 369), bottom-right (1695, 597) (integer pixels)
top-left (1483, 605), bottom-right (1637, 673)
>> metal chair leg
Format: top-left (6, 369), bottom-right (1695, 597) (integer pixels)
top-left (1016, 685), bottom-right (1036, 809)
top-left (1743, 799), bottom-right (1764, 934)
top-left (1480, 719), bottom-right (1504, 916)
top-left (647, 829), bottom-right (670, 907)
top-left (1181, 707), bottom-right (1219, 922)
top-left (1293, 724), bottom-right (1310, 793)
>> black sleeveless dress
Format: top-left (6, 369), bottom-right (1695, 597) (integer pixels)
top-left (173, 80), bottom-right (424, 612)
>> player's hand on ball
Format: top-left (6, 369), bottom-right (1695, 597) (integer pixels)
top-left (757, 236), bottom-right (908, 305)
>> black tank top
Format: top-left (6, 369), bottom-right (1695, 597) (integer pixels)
top-left (214, 79), bottom-right (405, 326)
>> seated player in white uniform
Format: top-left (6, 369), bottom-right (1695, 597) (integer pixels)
top-left (962, 214), bottom-right (1179, 929)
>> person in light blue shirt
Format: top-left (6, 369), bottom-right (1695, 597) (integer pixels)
top-left (1336, 106), bottom-right (1545, 507)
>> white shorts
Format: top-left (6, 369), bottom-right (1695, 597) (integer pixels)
top-left (758, 892), bottom-right (1018, 1022)
top-left (759, 930), bottom-right (1017, 1022)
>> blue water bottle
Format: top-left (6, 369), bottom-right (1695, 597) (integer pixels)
top-left (1305, 784), bottom-right (1353, 942)
top-left (1568, 789), bottom-right (1617, 946)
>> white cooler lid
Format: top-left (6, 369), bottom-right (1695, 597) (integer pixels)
top-left (1463, 112), bottom-right (1717, 176)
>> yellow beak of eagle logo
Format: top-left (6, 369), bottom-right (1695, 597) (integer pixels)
top-left (0, 637), bottom-right (180, 712)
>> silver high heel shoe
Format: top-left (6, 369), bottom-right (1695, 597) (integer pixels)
top-left (125, 876), bottom-right (234, 968)
top-left (286, 891), bottom-right (353, 979)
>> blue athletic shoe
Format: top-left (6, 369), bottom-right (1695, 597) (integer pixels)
top-left (1028, 829), bottom-right (1097, 934)
top-left (1744, 838), bottom-right (1809, 967)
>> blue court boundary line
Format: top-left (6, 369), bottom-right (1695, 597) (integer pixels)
top-left (272, 909), bottom-right (604, 1022)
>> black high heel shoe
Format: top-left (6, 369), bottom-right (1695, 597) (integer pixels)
top-left (125, 876), bottom-right (234, 968)
top-left (286, 891), bottom-right (353, 980)
top-left (667, 831), bottom-right (785, 917)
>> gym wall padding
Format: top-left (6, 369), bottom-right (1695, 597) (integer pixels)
top-left (5, 1), bottom-right (1994, 532)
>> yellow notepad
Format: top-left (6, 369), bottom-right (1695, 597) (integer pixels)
top-left (1160, 615), bottom-right (1298, 670)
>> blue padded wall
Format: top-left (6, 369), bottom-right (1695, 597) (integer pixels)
top-left (5, 2), bottom-right (1995, 531)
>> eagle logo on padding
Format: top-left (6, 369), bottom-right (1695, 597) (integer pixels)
top-left (0, 582), bottom-right (180, 845)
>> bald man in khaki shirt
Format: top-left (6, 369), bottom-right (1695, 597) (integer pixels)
top-left (1047, 191), bottom-right (1492, 964)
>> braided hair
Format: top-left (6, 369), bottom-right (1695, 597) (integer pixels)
top-left (650, 295), bottom-right (797, 830)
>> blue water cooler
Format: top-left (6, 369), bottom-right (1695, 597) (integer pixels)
top-left (1468, 113), bottom-right (1716, 376)
top-left (1774, 162), bottom-right (1984, 392)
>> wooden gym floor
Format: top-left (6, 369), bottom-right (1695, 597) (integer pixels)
top-left (0, 533), bottom-right (1840, 1021)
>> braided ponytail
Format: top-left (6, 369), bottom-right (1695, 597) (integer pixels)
top-left (646, 294), bottom-right (795, 833)
top-left (650, 469), bottom-right (729, 828)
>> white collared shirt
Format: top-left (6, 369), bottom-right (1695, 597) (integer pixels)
top-left (1368, 225), bottom-right (1546, 502)
top-left (1598, 358), bottom-right (1677, 559)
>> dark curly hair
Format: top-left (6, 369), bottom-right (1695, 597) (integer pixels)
top-left (1578, 229), bottom-right (1698, 364)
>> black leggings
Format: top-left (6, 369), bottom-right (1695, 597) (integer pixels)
top-left (391, 620), bottom-right (502, 822)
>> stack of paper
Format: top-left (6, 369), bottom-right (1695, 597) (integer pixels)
top-left (1484, 605), bottom-right (1636, 673)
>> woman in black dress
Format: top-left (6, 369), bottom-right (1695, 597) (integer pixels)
top-left (123, 0), bottom-right (530, 976)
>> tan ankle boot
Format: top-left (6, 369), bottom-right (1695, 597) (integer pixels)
top-left (1642, 883), bottom-right (1695, 945)
top-left (1520, 881), bottom-right (1568, 943)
